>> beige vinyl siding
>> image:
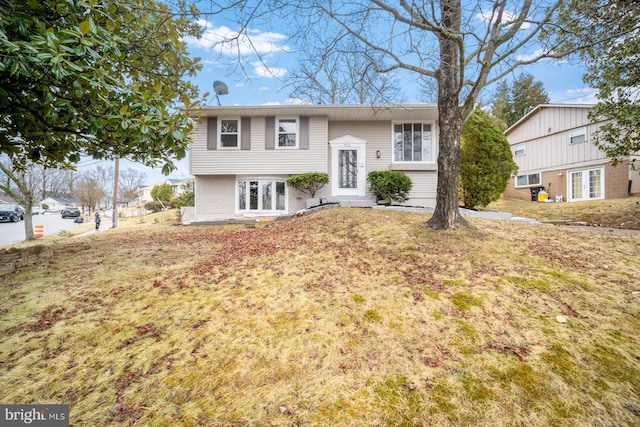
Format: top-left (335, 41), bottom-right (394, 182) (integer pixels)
top-left (190, 116), bottom-right (328, 175)
top-left (509, 107), bottom-right (608, 174)
top-left (329, 121), bottom-right (393, 173)
top-left (328, 121), bottom-right (437, 207)
top-left (404, 171), bottom-right (438, 208)
top-left (507, 106), bottom-right (592, 144)
top-left (328, 121), bottom-right (439, 173)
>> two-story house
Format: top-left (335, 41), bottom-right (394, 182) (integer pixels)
top-left (187, 104), bottom-right (439, 221)
top-left (135, 177), bottom-right (194, 207)
top-left (503, 104), bottom-right (640, 202)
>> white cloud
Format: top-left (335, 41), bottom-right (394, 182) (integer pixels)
top-left (183, 21), bottom-right (290, 57)
top-left (477, 10), bottom-right (531, 30)
top-left (517, 49), bottom-right (553, 62)
top-left (252, 62), bottom-right (288, 78)
top-left (286, 98), bottom-right (314, 105)
top-left (258, 86), bottom-right (270, 91)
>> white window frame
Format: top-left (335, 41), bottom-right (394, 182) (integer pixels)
top-left (391, 121), bottom-right (435, 163)
top-left (514, 143), bottom-right (525, 156)
top-left (236, 178), bottom-right (288, 214)
top-left (218, 117), bottom-right (241, 150)
top-left (276, 117), bottom-right (298, 149)
top-left (570, 127), bottom-right (586, 145)
top-left (515, 172), bottom-right (541, 188)
top-left (567, 166), bottom-right (604, 202)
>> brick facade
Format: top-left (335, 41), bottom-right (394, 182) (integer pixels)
top-left (504, 160), bottom-right (632, 202)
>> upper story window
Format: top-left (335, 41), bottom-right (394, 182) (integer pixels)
top-left (570, 127), bottom-right (586, 144)
top-left (514, 143), bottom-right (525, 156)
top-left (277, 118), bottom-right (298, 148)
top-left (393, 122), bottom-right (434, 162)
top-left (219, 118), bottom-right (240, 149)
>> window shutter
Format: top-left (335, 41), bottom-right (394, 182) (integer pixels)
top-left (241, 117), bottom-right (251, 150)
top-left (299, 116), bottom-right (309, 150)
top-left (207, 117), bottom-right (217, 150)
top-left (265, 116), bottom-right (275, 150)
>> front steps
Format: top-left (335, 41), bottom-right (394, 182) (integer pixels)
top-left (322, 196), bottom-right (376, 208)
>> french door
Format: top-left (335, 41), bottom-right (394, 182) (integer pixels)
top-left (568, 167), bottom-right (603, 201)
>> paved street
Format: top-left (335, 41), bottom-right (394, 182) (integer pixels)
top-left (0, 213), bottom-right (89, 247)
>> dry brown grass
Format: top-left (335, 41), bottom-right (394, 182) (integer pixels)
top-left (1, 208), bottom-right (639, 426)
top-left (485, 197), bottom-right (640, 229)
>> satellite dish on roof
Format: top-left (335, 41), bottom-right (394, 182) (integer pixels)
top-left (213, 80), bottom-right (229, 105)
top-left (213, 81), bottom-right (229, 96)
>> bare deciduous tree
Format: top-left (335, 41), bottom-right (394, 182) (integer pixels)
top-left (286, 41), bottom-right (406, 104)
top-left (0, 156), bottom-right (45, 240)
top-left (219, 0), bottom-right (567, 229)
top-left (73, 169), bottom-right (106, 214)
top-left (43, 168), bottom-right (76, 199)
top-left (119, 168), bottom-right (147, 205)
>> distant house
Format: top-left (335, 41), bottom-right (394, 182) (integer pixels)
top-left (134, 185), bottom-right (154, 207)
top-left (40, 196), bottom-right (82, 212)
top-left (134, 177), bottom-right (193, 206)
top-left (166, 178), bottom-right (193, 197)
top-left (503, 104), bottom-right (640, 202)
top-left (186, 104), bottom-right (440, 221)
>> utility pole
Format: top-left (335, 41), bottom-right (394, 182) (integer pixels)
top-left (112, 155), bottom-right (119, 228)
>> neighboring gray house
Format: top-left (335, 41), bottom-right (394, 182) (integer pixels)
top-left (503, 104), bottom-right (640, 202)
top-left (187, 104), bottom-right (439, 221)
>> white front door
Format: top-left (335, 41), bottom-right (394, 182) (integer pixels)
top-left (329, 136), bottom-right (367, 197)
top-left (568, 167), bottom-right (604, 202)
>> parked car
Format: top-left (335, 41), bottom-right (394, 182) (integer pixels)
top-left (32, 207), bottom-right (45, 215)
top-left (61, 207), bottom-right (81, 218)
top-left (0, 204), bottom-right (25, 222)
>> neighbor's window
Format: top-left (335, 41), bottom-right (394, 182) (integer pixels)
top-left (514, 143), bottom-right (525, 156)
top-left (219, 118), bottom-right (240, 149)
top-left (570, 127), bottom-right (586, 144)
top-left (393, 122), bottom-right (434, 162)
top-left (515, 172), bottom-right (541, 187)
top-left (277, 118), bottom-right (298, 148)
top-left (237, 179), bottom-right (287, 212)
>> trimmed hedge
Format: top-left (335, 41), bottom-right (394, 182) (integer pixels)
top-left (286, 172), bottom-right (329, 198)
top-left (367, 171), bottom-right (413, 205)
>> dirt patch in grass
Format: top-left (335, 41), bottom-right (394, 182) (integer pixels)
top-left (1, 208), bottom-right (638, 426)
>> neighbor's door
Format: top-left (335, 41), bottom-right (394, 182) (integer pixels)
top-left (568, 167), bottom-right (604, 202)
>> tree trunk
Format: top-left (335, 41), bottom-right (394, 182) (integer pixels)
top-left (426, 0), bottom-right (467, 230)
top-left (24, 202), bottom-right (35, 241)
top-left (426, 92), bottom-right (467, 230)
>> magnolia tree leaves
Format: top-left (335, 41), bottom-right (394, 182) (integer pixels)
top-left (0, 0), bottom-right (203, 172)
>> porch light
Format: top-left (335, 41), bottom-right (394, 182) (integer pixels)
top-left (376, 150), bottom-right (381, 159)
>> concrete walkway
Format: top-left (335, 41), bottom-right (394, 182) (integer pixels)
top-left (372, 205), bottom-right (538, 223)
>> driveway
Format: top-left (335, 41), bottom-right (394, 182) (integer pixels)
top-left (0, 213), bottom-right (88, 247)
